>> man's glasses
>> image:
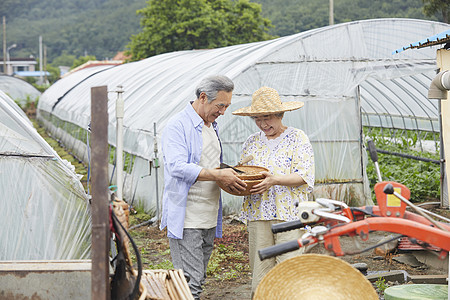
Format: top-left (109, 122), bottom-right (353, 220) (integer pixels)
top-left (215, 103), bottom-right (231, 111)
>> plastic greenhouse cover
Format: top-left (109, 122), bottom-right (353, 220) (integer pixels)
top-left (0, 87), bottom-right (33, 126)
top-left (0, 74), bottom-right (41, 106)
top-left (38, 65), bottom-right (116, 113)
top-left (0, 90), bottom-right (91, 260)
top-left (37, 18), bottom-right (450, 212)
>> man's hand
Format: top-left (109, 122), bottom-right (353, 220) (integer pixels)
top-left (198, 168), bottom-right (247, 193)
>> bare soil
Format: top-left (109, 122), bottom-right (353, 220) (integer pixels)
top-left (130, 207), bottom-right (449, 300)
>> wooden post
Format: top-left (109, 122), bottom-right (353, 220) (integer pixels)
top-left (91, 85), bottom-right (110, 300)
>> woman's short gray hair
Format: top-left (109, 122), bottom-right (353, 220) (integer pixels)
top-left (195, 75), bottom-right (234, 103)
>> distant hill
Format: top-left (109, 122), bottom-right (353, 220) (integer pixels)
top-left (0, 0), bottom-right (442, 64)
top-left (1, 0), bottom-right (146, 62)
top-left (257, 0), bottom-right (439, 37)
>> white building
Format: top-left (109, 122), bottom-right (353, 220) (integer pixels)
top-left (1, 57), bottom-right (37, 75)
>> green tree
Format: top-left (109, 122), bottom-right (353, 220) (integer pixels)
top-left (45, 64), bottom-right (61, 83)
top-left (423, 0), bottom-right (449, 23)
top-left (258, 0), bottom-right (429, 37)
top-left (126, 0), bottom-right (274, 60)
top-left (52, 51), bottom-right (77, 67)
top-left (71, 55), bottom-right (97, 69)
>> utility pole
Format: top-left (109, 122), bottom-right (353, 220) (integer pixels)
top-left (329, 0), bottom-right (334, 25)
top-left (44, 45), bottom-right (47, 84)
top-left (2, 16), bottom-right (6, 74)
top-left (39, 35), bottom-right (43, 84)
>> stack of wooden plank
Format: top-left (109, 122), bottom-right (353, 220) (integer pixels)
top-left (111, 198), bottom-right (193, 300)
top-left (141, 269), bottom-right (194, 300)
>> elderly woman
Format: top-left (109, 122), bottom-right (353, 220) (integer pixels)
top-left (232, 86), bottom-right (315, 294)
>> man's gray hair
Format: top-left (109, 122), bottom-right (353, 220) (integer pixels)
top-left (195, 75), bottom-right (234, 103)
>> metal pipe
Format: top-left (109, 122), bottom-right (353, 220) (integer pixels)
top-left (39, 36), bottom-right (43, 84)
top-left (154, 122), bottom-right (160, 220)
top-left (90, 86), bottom-right (110, 300)
top-left (375, 148), bottom-right (440, 164)
top-left (115, 86), bottom-right (124, 200)
top-left (2, 16), bottom-right (6, 74)
top-left (392, 191), bottom-right (448, 232)
top-left (416, 206), bottom-right (450, 223)
top-left (438, 102), bottom-right (446, 208)
top-left (428, 70), bottom-right (450, 100)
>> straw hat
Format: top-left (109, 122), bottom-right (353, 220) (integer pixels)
top-left (254, 254), bottom-right (378, 300)
top-left (232, 86), bottom-right (304, 116)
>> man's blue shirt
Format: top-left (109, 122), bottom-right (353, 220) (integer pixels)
top-left (160, 102), bottom-right (223, 239)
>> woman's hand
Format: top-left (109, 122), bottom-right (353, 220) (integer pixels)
top-left (249, 171), bottom-right (274, 194)
top-left (249, 171), bottom-right (306, 194)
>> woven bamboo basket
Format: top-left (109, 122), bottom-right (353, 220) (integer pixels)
top-left (216, 165), bottom-right (268, 196)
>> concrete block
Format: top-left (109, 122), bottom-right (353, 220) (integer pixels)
top-left (407, 274), bottom-right (449, 284)
top-left (412, 251), bottom-right (449, 272)
top-left (366, 270), bottom-right (407, 283)
top-left (393, 253), bottom-right (423, 267)
top-left (0, 260), bottom-right (91, 300)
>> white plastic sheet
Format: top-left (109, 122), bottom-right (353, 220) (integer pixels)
top-left (0, 74), bottom-right (41, 107)
top-left (37, 18), bottom-right (450, 212)
top-left (0, 90), bottom-right (91, 260)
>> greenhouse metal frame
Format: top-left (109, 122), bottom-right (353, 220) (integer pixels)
top-left (37, 18), bottom-right (450, 213)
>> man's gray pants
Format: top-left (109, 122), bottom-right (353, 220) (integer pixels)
top-left (169, 227), bottom-right (216, 299)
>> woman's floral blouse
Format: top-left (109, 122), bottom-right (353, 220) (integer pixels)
top-left (239, 127), bottom-right (315, 222)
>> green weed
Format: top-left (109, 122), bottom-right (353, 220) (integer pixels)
top-left (148, 259), bottom-right (173, 270)
top-left (207, 244), bottom-right (249, 281)
top-left (365, 128), bottom-right (440, 203)
top-left (375, 276), bottom-right (388, 294)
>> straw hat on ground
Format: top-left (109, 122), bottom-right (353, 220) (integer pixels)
top-left (254, 254), bottom-right (378, 300)
top-left (232, 86), bottom-right (304, 116)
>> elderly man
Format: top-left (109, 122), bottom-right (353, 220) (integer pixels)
top-left (160, 75), bottom-right (246, 299)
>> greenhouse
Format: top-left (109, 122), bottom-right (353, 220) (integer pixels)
top-left (0, 74), bottom-right (41, 107)
top-left (37, 18), bottom-right (450, 214)
top-left (0, 89), bottom-right (91, 260)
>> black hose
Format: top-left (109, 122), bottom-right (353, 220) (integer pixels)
top-left (351, 207), bottom-right (381, 218)
top-left (111, 210), bottom-right (142, 300)
top-left (371, 148), bottom-right (440, 164)
top-left (345, 234), bottom-right (405, 255)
